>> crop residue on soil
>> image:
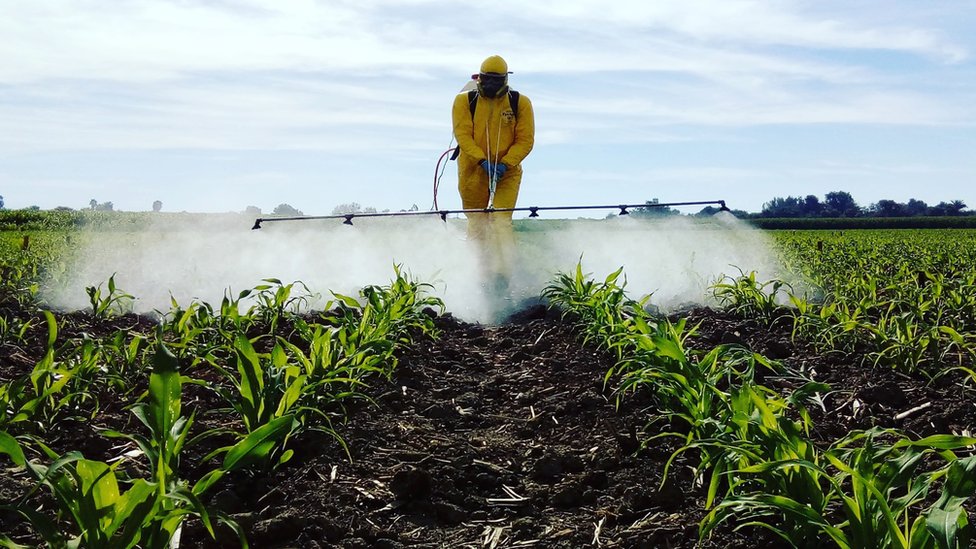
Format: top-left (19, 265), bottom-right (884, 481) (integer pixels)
top-left (4, 303), bottom-right (971, 548)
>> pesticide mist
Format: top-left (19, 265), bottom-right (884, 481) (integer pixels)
top-left (46, 212), bottom-right (784, 324)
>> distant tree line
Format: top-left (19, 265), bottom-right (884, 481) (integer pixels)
top-left (752, 191), bottom-right (969, 219)
top-left (749, 216), bottom-right (976, 230)
top-left (631, 199), bottom-right (682, 217)
top-left (2, 192), bottom-right (969, 220)
top-left (89, 199), bottom-right (114, 212)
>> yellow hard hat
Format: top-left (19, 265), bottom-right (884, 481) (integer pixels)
top-left (480, 55), bottom-right (510, 75)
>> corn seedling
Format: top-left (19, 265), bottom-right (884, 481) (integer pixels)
top-left (773, 230), bottom-right (976, 378)
top-left (251, 278), bottom-right (317, 333)
top-left (543, 264), bottom-right (650, 359)
top-left (0, 314), bottom-right (32, 346)
top-left (702, 428), bottom-right (976, 549)
top-left (158, 297), bottom-right (230, 367)
top-left (0, 312), bottom-right (99, 432)
top-left (359, 264), bottom-right (444, 340)
top-left (0, 252), bottom-right (42, 312)
top-left (102, 342), bottom-right (195, 492)
top-left (1, 406), bottom-right (242, 549)
top-left (711, 267), bottom-right (793, 323)
top-left (192, 334), bottom-right (303, 472)
top-left (85, 274), bottom-right (135, 320)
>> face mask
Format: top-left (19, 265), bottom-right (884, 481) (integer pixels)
top-left (478, 73), bottom-right (508, 98)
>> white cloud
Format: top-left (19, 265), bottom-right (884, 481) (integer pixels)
top-left (515, 0), bottom-right (968, 62)
top-left (1, 0), bottom-right (974, 214)
top-left (1, 1), bottom-right (968, 84)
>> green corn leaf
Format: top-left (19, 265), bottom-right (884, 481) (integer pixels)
top-left (0, 431), bottom-right (26, 467)
top-left (234, 334), bottom-right (265, 427)
top-left (332, 292), bottom-right (362, 309)
top-left (104, 478), bottom-right (157, 542)
top-left (651, 333), bottom-right (686, 363)
top-left (149, 343), bottom-right (182, 437)
top-left (42, 310), bottom-right (57, 349)
top-left (168, 485), bottom-right (218, 538)
top-left (0, 533), bottom-right (30, 549)
top-left (276, 373), bottom-right (307, 418)
top-left (76, 459), bottom-right (120, 528)
top-left (603, 266), bottom-right (623, 286)
top-left (221, 415), bottom-right (297, 472)
top-left (894, 434), bottom-right (976, 450)
top-left (192, 470), bottom-right (224, 497)
top-left (938, 325), bottom-right (966, 345)
top-left (926, 456), bottom-right (976, 549)
top-left (705, 458), bottom-right (726, 510)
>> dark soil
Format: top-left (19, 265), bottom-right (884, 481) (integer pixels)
top-left (1, 305), bottom-right (974, 548)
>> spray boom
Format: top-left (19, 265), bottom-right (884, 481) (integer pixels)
top-left (252, 199), bottom-right (730, 229)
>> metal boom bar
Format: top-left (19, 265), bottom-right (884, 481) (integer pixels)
top-left (252, 199), bottom-right (729, 229)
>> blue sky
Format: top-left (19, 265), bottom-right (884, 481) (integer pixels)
top-left (2, 0), bottom-right (974, 215)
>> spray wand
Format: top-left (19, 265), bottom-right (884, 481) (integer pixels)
top-left (487, 171), bottom-right (499, 210)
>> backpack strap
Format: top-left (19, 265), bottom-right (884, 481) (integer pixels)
top-left (468, 89), bottom-right (478, 118)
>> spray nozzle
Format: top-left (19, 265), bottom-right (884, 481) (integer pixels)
top-left (618, 205), bottom-right (630, 216)
top-left (719, 201), bottom-right (731, 212)
top-left (529, 207), bottom-right (539, 218)
top-left (252, 219), bottom-right (263, 230)
top-left (343, 215), bottom-right (354, 226)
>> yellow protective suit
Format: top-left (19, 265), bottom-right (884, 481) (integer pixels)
top-left (452, 77), bottom-right (534, 283)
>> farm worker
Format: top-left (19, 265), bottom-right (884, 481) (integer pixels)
top-left (452, 54), bottom-right (535, 291)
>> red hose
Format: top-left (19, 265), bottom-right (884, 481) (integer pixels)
top-left (433, 147), bottom-right (456, 210)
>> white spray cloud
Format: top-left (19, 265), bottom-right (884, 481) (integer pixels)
top-left (513, 213), bottom-right (783, 311)
top-left (45, 213), bottom-right (783, 324)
